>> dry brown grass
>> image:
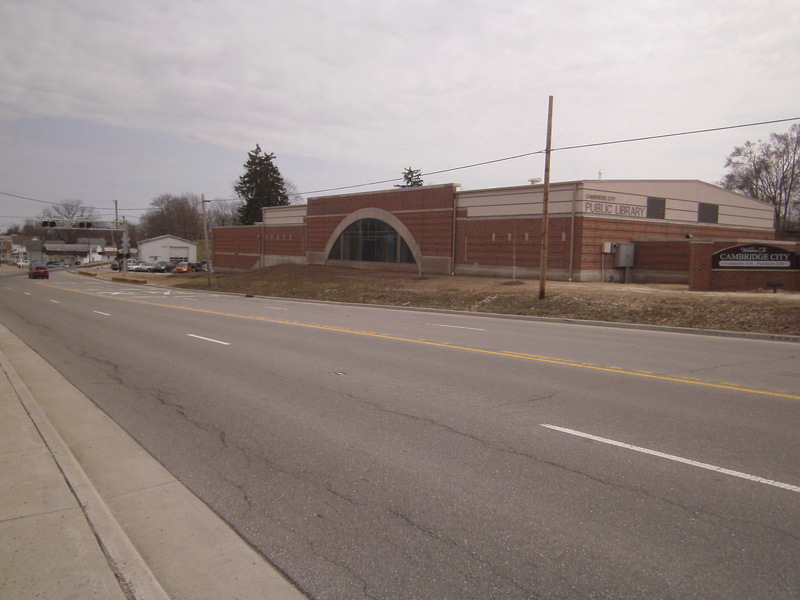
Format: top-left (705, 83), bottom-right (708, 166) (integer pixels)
top-left (132, 264), bottom-right (800, 337)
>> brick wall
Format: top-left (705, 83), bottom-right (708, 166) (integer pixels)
top-left (260, 225), bottom-right (305, 256)
top-left (576, 218), bottom-right (773, 271)
top-left (455, 216), bottom-right (572, 271)
top-left (213, 224), bottom-right (305, 270)
top-left (307, 185), bottom-right (458, 257)
top-left (632, 240), bottom-right (691, 271)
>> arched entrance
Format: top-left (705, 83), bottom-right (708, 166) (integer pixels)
top-left (324, 208), bottom-right (422, 265)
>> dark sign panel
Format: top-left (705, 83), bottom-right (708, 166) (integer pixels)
top-left (712, 244), bottom-right (799, 270)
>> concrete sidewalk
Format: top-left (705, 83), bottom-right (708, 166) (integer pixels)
top-left (0, 323), bottom-right (307, 600)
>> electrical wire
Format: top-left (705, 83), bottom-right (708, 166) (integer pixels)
top-left (300, 116), bottom-right (800, 195)
top-left (551, 117), bottom-right (800, 152)
top-left (3, 115), bottom-right (799, 216)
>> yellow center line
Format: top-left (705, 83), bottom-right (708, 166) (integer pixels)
top-left (44, 282), bottom-right (800, 400)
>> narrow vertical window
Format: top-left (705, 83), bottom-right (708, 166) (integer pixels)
top-left (697, 202), bottom-right (719, 223)
top-left (646, 197), bottom-right (666, 219)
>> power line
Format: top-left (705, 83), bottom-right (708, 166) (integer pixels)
top-left (300, 116), bottom-right (800, 195)
top-left (0, 190), bottom-right (149, 212)
top-left (2, 115), bottom-right (799, 212)
top-left (551, 117), bottom-right (800, 152)
top-left (0, 191), bottom-right (61, 206)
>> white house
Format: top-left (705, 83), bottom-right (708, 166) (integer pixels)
top-left (0, 236), bottom-right (27, 265)
top-left (137, 235), bottom-right (197, 264)
top-left (42, 241), bottom-right (105, 265)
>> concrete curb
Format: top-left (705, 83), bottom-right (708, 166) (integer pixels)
top-left (111, 276), bottom-right (148, 284)
top-left (0, 328), bottom-right (170, 600)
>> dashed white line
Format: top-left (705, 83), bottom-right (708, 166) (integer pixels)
top-left (541, 424), bottom-right (800, 494)
top-left (93, 311), bottom-right (111, 316)
top-left (49, 300), bottom-right (60, 304)
top-left (425, 323), bottom-right (485, 331)
top-left (187, 334), bottom-right (230, 346)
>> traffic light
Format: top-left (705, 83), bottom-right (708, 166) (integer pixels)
top-left (41, 220), bottom-right (57, 228)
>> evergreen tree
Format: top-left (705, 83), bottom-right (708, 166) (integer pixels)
top-left (395, 166), bottom-right (424, 188)
top-left (235, 145), bottom-right (290, 224)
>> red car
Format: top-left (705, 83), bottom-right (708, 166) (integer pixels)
top-left (28, 264), bottom-right (49, 279)
top-left (172, 262), bottom-right (191, 274)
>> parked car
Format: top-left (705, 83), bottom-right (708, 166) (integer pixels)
top-left (28, 264), bottom-right (49, 279)
top-left (125, 260), bottom-right (141, 270)
top-left (172, 261), bottom-right (192, 274)
top-left (151, 261), bottom-right (173, 273)
top-left (110, 261), bottom-right (120, 271)
top-left (16, 260), bottom-right (29, 269)
top-left (46, 262), bottom-right (69, 269)
top-left (130, 262), bottom-right (155, 272)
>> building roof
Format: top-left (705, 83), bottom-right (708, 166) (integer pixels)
top-left (138, 235), bottom-right (197, 246)
top-left (43, 242), bottom-right (103, 252)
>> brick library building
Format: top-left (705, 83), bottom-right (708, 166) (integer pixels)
top-left (212, 179), bottom-right (799, 292)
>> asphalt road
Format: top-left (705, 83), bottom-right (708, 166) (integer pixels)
top-left (1, 268), bottom-right (798, 600)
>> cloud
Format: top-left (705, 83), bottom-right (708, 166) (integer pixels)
top-left (1, 0), bottom-right (799, 223)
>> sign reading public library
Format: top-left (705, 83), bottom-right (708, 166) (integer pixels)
top-left (583, 193), bottom-right (646, 218)
top-left (712, 244), bottom-right (799, 270)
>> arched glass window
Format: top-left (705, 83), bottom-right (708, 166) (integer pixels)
top-left (329, 218), bottom-right (416, 264)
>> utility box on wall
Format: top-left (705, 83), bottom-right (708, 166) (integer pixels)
top-left (613, 243), bottom-right (635, 268)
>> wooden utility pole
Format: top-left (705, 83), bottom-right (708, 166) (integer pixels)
top-left (201, 194), bottom-right (211, 286)
top-left (538, 95), bottom-right (554, 300)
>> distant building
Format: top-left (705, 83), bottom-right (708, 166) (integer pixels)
top-left (41, 240), bottom-right (105, 265)
top-left (137, 235), bottom-right (197, 264)
top-left (0, 235), bottom-right (28, 265)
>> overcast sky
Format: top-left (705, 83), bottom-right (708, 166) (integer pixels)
top-left (1, 0), bottom-right (798, 229)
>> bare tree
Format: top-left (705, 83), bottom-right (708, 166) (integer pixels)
top-left (37, 200), bottom-right (100, 243)
top-left (139, 193), bottom-right (203, 240)
top-left (206, 199), bottom-right (242, 229)
top-left (721, 124), bottom-right (800, 237)
top-left (42, 199), bottom-right (99, 223)
top-left (285, 180), bottom-right (305, 205)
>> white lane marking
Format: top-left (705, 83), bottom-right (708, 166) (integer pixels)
top-left (93, 311), bottom-right (111, 316)
top-left (263, 306), bottom-right (288, 310)
top-left (187, 334), bottom-right (230, 346)
top-left (50, 300), bottom-right (60, 304)
top-left (425, 323), bottom-right (485, 331)
top-left (24, 292), bottom-right (31, 296)
top-left (541, 424), bottom-right (800, 494)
